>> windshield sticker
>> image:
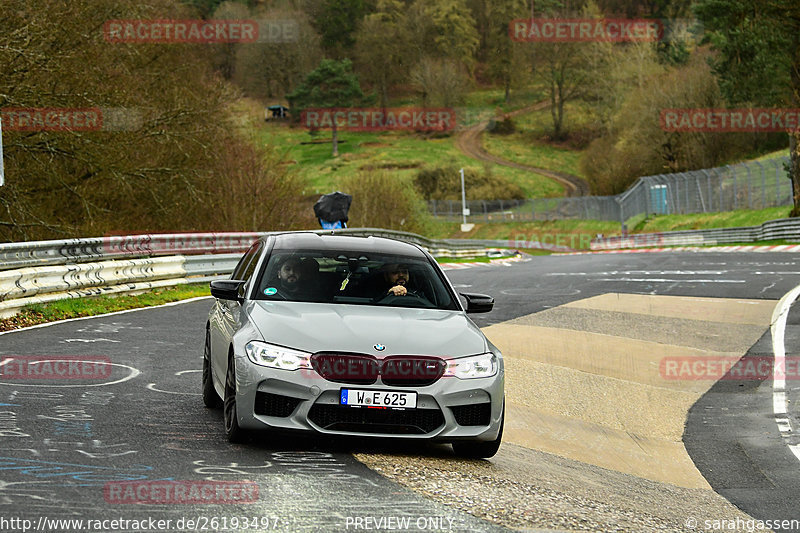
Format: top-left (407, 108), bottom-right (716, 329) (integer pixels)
top-left (264, 287), bottom-right (277, 296)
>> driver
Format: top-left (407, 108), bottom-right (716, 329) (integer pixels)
top-left (379, 263), bottom-right (412, 297)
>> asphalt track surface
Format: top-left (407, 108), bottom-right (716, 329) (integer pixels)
top-left (1, 251), bottom-right (799, 532)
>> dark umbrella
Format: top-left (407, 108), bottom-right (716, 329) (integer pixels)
top-left (314, 191), bottom-right (352, 225)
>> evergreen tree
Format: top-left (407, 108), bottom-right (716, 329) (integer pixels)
top-left (695, 0), bottom-right (800, 215)
top-left (287, 59), bottom-right (366, 157)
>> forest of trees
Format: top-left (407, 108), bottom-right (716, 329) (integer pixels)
top-left (160, 0), bottom-right (799, 197)
top-left (1, 0), bottom-right (797, 240)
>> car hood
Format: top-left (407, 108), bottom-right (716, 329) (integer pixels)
top-left (246, 301), bottom-right (487, 357)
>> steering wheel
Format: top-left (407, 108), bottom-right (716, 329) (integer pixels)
top-left (375, 291), bottom-right (433, 308)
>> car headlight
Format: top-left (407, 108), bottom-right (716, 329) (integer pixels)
top-left (444, 353), bottom-right (497, 379)
top-left (245, 341), bottom-right (311, 370)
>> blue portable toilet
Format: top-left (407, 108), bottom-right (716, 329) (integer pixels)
top-left (649, 185), bottom-right (668, 215)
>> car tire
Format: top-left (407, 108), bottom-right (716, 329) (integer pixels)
top-left (202, 330), bottom-right (222, 409)
top-left (452, 403), bottom-right (504, 459)
top-left (223, 354), bottom-right (247, 443)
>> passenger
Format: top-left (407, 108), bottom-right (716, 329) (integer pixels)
top-left (267, 256), bottom-right (318, 300)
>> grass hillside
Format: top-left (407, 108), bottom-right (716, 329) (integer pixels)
top-left (238, 97), bottom-right (566, 200)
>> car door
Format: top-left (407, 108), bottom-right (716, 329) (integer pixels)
top-left (210, 240), bottom-right (263, 389)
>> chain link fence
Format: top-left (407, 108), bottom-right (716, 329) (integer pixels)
top-left (429, 155), bottom-right (792, 224)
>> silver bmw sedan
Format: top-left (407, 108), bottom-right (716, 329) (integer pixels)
top-left (203, 232), bottom-right (504, 458)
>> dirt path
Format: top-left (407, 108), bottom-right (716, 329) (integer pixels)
top-left (455, 101), bottom-right (590, 196)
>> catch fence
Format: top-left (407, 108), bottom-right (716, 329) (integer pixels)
top-left (429, 156), bottom-right (792, 224)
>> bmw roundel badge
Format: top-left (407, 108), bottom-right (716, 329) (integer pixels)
top-left (373, 344), bottom-right (386, 351)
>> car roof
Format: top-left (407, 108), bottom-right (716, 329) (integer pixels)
top-left (266, 232), bottom-right (428, 258)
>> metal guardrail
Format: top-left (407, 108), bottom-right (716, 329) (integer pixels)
top-left (590, 217), bottom-right (800, 250)
top-left (0, 233), bottom-right (263, 272)
top-left (0, 229), bottom-right (488, 317)
top-left (0, 229), bottom-right (485, 272)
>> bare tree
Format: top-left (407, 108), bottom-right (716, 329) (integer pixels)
top-left (0, 0), bottom-right (303, 241)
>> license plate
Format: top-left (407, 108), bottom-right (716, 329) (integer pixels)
top-left (340, 389), bottom-right (417, 409)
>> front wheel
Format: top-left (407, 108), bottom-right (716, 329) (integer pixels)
top-left (223, 354), bottom-right (247, 443)
top-left (202, 331), bottom-right (222, 409)
top-left (452, 403), bottom-right (504, 459)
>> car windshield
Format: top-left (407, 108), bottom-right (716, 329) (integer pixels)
top-left (254, 250), bottom-right (459, 310)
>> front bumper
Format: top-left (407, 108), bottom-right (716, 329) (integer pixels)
top-left (232, 353), bottom-right (504, 442)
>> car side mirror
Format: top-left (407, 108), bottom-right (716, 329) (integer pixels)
top-left (210, 280), bottom-right (245, 302)
top-left (460, 292), bottom-right (494, 314)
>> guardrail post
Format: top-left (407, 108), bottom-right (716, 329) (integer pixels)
top-left (682, 173), bottom-right (690, 213)
top-left (721, 166), bottom-right (728, 210)
top-left (745, 163), bottom-right (753, 209)
top-left (701, 169), bottom-right (711, 212)
top-left (754, 160), bottom-right (765, 209)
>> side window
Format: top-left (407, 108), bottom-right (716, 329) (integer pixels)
top-left (231, 241), bottom-right (261, 281)
top-left (241, 245), bottom-right (263, 283)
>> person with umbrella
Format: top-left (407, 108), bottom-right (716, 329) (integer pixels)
top-left (314, 191), bottom-right (352, 229)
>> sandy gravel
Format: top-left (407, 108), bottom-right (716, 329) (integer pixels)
top-left (356, 443), bottom-right (757, 532)
top-left (355, 293), bottom-right (776, 532)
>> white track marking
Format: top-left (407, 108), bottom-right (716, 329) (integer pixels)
top-left (0, 296), bottom-right (213, 336)
top-left (62, 338), bottom-right (121, 343)
top-left (0, 361), bottom-right (140, 388)
top-left (771, 283), bottom-right (800, 460)
top-left (597, 278), bottom-right (746, 283)
top-left (789, 445), bottom-right (800, 462)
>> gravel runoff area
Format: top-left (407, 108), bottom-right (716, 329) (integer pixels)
top-left (355, 443), bottom-right (756, 532)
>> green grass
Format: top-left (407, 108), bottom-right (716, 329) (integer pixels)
top-left (483, 133), bottom-right (585, 178)
top-left (753, 149), bottom-right (790, 162)
top-left (427, 218), bottom-right (617, 249)
top-left (426, 205), bottom-right (795, 249)
top-left (435, 255), bottom-right (492, 263)
top-left (635, 206), bottom-right (792, 232)
top-left (241, 85), bottom-right (565, 199)
top-left (463, 86), bottom-right (547, 113)
top-left (481, 98), bottom-right (591, 180)
top-left (0, 283), bottom-right (210, 332)
top-left (509, 99), bottom-right (598, 137)
top-left (258, 121), bottom-right (564, 198)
